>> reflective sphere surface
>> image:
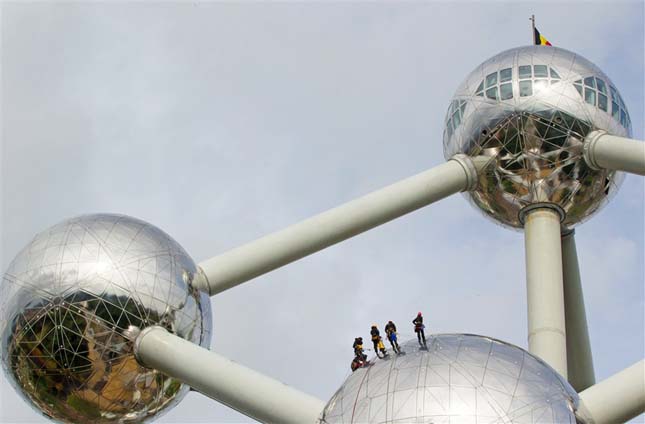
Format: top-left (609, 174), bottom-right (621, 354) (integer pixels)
top-left (320, 334), bottom-right (583, 423)
top-left (444, 46), bottom-right (631, 228)
top-left (0, 214), bottom-right (212, 423)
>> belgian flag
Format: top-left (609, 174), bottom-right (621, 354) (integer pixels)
top-left (534, 27), bottom-right (552, 46)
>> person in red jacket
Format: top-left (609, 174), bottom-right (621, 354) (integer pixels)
top-left (412, 312), bottom-right (427, 347)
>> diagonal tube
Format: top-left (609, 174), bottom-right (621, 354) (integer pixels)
top-left (583, 130), bottom-right (645, 175)
top-left (577, 359), bottom-right (645, 424)
top-left (134, 326), bottom-right (326, 424)
top-left (561, 229), bottom-right (595, 392)
top-left (195, 156), bottom-right (488, 295)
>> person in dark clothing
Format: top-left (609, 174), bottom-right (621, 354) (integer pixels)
top-left (370, 325), bottom-right (388, 358)
top-left (353, 337), bottom-right (367, 361)
top-left (413, 312), bottom-right (427, 347)
top-left (384, 320), bottom-right (400, 353)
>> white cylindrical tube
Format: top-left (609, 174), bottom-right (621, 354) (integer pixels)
top-left (577, 360), bottom-right (645, 424)
top-left (584, 130), bottom-right (645, 175)
top-left (196, 156), bottom-right (487, 295)
top-left (135, 327), bottom-right (326, 424)
top-left (523, 206), bottom-right (568, 378)
top-left (561, 230), bottom-right (595, 391)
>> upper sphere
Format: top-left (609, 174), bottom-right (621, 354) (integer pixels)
top-left (443, 46), bottom-right (632, 229)
top-left (0, 214), bottom-right (212, 423)
top-left (320, 334), bottom-right (583, 423)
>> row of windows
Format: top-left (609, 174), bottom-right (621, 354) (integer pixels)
top-left (573, 77), bottom-right (631, 128)
top-left (475, 65), bottom-right (561, 101)
top-left (445, 99), bottom-right (467, 137)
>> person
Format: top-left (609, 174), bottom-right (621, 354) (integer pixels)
top-left (350, 354), bottom-right (367, 372)
top-left (384, 320), bottom-right (400, 353)
top-left (412, 312), bottom-right (427, 347)
top-left (353, 337), bottom-right (367, 361)
top-left (370, 325), bottom-right (388, 358)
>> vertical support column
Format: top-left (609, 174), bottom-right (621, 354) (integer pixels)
top-left (561, 229), bottom-right (595, 391)
top-left (521, 205), bottom-right (568, 378)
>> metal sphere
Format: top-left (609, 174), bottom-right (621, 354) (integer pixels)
top-left (320, 334), bottom-right (583, 423)
top-left (443, 46), bottom-right (632, 229)
top-left (0, 214), bottom-right (212, 423)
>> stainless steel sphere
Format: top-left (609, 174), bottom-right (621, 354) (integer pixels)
top-left (320, 334), bottom-right (584, 423)
top-left (443, 46), bottom-right (632, 229)
top-left (0, 214), bottom-right (212, 423)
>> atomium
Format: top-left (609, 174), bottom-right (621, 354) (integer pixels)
top-left (0, 214), bottom-right (212, 423)
top-left (320, 334), bottom-right (583, 424)
top-left (443, 46), bottom-right (632, 229)
top-left (1, 30), bottom-right (643, 424)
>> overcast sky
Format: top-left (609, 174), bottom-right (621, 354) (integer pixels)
top-left (1, 2), bottom-right (643, 423)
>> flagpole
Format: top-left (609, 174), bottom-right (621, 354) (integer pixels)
top-left (530, 15), bottom-right (535, 44)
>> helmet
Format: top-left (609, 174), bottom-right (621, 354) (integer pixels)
top-left (418, 312), bottom-right (422, 316)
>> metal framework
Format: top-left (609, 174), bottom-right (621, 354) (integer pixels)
top-left (135, 130), bottom-right (645, 423)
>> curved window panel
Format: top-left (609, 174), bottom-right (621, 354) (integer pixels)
top-left (485, 72), bottom-right (497, 88)
top-left (609, 85), bottom-right (618, 98)
top-left (596, 78), bottom-right (607, 94)
top-left (550, 68), bottom-right (561, 79)
top-left (612, 101), bottom-right (620, 118)
top-left (485, 87), bottom-right (498, 100)
top-left (584, 76), bottom-right (595, 88)
top-left (534, 65), bottom-right (548, 78)
top-left (617, 93), bottom-right (626, 109)
top-left (445, 99), bottom-right (467, 135)
top-left (519, 65), bottom-right (532, 79)
top-left (519, 80), bottom-right (532, 97)
top-left (584, 87), bottom-right (596, 105)
top-left (500, 68), bottom-right (512, 82)
top-left (500, 83), bottom-right (513, 100)
top-left (598, 93), bottom-right (608, 111)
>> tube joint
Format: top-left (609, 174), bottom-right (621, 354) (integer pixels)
top-left (583, 130), bottom-right (608, 171)
top-left (450, 154), bottom-right (480, 191)
top-left (518, 202), bottom-right (566, 226)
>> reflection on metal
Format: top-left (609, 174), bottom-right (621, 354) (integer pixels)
top-left (0, 214), bottom-right (212, 423)
top-left (443, 46), bottom-right (631, 229)
top-left (319, 335), bottom-right (582, 424)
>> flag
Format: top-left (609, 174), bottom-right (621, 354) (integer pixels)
top-left (534, 27), bottom-right (552, 46)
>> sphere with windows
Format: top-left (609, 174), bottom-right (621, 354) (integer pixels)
top-left (443, 46), bottom-right (632, 229)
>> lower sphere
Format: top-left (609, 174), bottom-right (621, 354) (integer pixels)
top-left (321, 334), bottom-right (583, 423)
top-left (0, 214), bottom-right (212, 423)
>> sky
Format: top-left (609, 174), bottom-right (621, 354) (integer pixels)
top-left (1, 2), bottom-right (643, 423)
